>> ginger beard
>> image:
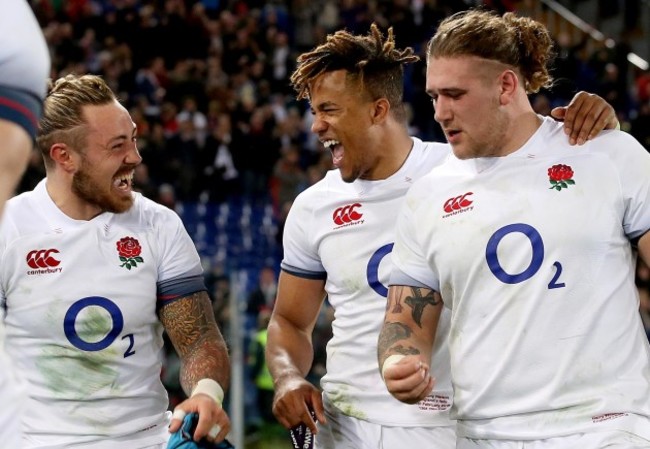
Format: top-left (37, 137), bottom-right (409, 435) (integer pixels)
top-left (72, 156), bottom-right (135, 214)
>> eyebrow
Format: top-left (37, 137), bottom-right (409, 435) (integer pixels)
top-left (313, 101), bottom-right (338, 111)
top-left (107, 125), bottom-right (137, 144)
top-left (427, 87), bottom-right (466, 97)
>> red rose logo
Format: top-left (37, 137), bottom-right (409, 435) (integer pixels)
top-left (548, 164), bottom-right (575, 191)
top-left (116, 237), bottom-right (144, 270)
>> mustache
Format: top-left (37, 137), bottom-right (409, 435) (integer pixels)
top-left (115, 165), bottom-right (138, 175)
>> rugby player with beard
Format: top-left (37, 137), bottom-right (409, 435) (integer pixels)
top-left (0, 74), bottom-right (231, 449)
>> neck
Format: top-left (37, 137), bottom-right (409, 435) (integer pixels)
top-left (500, 103), bottom-right (542, 156)
top-left (45, 172), bottom-right (103, 221)
top-left (365, 121), bottom-right (414, 180)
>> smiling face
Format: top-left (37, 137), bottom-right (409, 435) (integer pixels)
top-left (71, 100), bottom-right (141, 213)
top-left (426, 55), bottom-right (510, 159)
top-left (308, 70), bottom-right (383, 182)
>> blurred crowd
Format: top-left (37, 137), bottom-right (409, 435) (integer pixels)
top-left (25, 0), bottom-right (650, 436)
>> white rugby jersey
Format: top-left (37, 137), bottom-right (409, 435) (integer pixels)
top-left (281, 137), bottom-right (454, 426)
top-left (0, 180), bottom-right (205, 448)
top-left (391, 117), bottom-right (650, 439)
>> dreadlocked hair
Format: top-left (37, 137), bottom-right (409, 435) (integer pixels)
top-left (290, 23), bottom-right (419, 122)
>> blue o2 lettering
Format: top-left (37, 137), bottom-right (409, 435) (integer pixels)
top-left (64, 296), bottom-right (134, 357)
top-left (486, 223), bottom-right (565, 289)
top-left (122, 333), bottom-right (136, 357)
top-left (548, 261), bottom-right (566, 289)
top-left (367, 243), bottom-right (394, 297)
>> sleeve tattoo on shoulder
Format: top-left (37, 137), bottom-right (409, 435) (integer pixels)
top-left (160, 292), bottom-right (216, 349)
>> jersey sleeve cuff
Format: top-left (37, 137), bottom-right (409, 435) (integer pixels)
top-left (0, 86), bottom-right (43, 141)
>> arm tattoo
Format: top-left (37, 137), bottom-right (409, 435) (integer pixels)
top-left (159, 291), bottom-right (230, 396)
top-left (405, 287), bottom-right (440, 328)
top-left (387, 285), bottom-right (406, 313)
top-left (378, 321), bottom-right (420, 359)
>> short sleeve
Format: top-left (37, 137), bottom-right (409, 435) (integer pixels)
top-left (390, 182), bottom-right (439, 291)
top-left (280, 193), bottom-right (326, 279)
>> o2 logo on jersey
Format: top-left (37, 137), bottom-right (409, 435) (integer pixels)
top-left (366, 243), bottom-right (393, 297)
top-left (64, 296), bottom-right (136, 358)
top-left (486, 223), bottom-right (565, 289)
top-left (333, 203), bottom-right (363, 227)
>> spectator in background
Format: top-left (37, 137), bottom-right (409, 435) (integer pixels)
top-left (209, 273), bottom-right (233, 344)
top-left (177, 95), bottom-right (209, 147)
top-left (246, 266), bottom-right (278, 322)
top-left (248, 308), bottom-right (276, 427)
top-left (133, 163), bottom-right (159, 200)
top-left (233, 105), bottom-right (281, 200)
top-left (202, 112), bottom-right (241, 202)
top-left (271, 144), bottom-right (308, 211)
top-left (134, 56), bottom-right (167, 117)
top-left (167, 117), bottom-right (203, 199)
top-left (157, 182), bottom-right (178, 211)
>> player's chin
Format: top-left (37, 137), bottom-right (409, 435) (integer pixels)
top-left (107, 195), bottom-right (134, 214)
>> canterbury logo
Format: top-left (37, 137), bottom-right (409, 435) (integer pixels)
top-left (443, 192), bottom-right (474, 213)
top-left (333, 203), bottom-right (363, 225)
top-left (26, 249), bottom-right (61, 269)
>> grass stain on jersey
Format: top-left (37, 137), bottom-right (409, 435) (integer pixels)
top-left (36, 307), bottom-right (120, 399)
top-left (328, 387), bottom-right (367, 420)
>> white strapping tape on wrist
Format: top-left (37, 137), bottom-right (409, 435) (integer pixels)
top-left (380, 354), bottom-right (405, 380)
top-left (191, 378), bottom-right (224, 406)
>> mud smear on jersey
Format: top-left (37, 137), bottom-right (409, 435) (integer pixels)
top-left (36, 306), bottom-right (120, 427)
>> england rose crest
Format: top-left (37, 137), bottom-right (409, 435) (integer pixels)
top-left (116, 236), bottom-right (144, 270)
top-left (548, 164), bottom-right (575, 191)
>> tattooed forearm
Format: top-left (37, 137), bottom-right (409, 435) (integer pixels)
top-left (159, 291), bottom-right (230, 396)
top-left (387, 286), bottom-right (406, 313)
top-left (179, 338), bottom-right (229, 397)
top-left (391, 345), bottom-right (420, 356)
top-left (405, 287), bottom-right (440, 327)
top-left (378, 321), bottom-right (412, 358)
top-left (378, 321), bottom-right (421, 366)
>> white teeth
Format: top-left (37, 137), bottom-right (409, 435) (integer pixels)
top-left (322, 140), bottom-right (340, 149)
top-left (114, 172), bottom-right (133, 186)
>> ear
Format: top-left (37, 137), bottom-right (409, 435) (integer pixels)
top-left (371, 98), bottom-right (390, 124)
top-left (49, 143), bottom-right (78, 173)
top-left (499, 70), bottom-right (519, 105)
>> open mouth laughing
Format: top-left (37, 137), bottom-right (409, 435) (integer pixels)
top-left (323, 139), bottom-right (343, 168)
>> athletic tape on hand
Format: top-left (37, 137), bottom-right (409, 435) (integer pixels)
top-left (208, 424), bottom-right (221, 440)
top-left (191, 379), bottom-right (224, 406)
top-left (172, 409), bottom-right (187, 422)
top-left (381, 354), bottom-right (405, 380)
